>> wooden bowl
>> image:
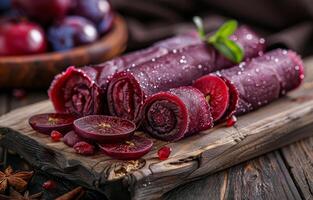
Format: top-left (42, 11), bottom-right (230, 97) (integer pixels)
top-left (0, 15), bottom-right (128, 89)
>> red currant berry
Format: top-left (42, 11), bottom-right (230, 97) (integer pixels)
top-left (50, 130), bottom-right (62, 142)
top-left (42, 180), bottom-right (56, 190)
top-left (12, 89), bottom-right (27, 100)
top-left (226, 115), bottom-right (237, 127)
top-left (74, 141), bottom-right (95, 156)
top-left (158, 146), bottom-right (172, 160)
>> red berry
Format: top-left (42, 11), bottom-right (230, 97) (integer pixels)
top-left (226, 115), bottom-right (237, 127)
top-left (74, 141), bottom-right (95, 156)
top-left (42, 180), bottom-right (56, 190)
top-left (12, 89), bottom-right (27, 100)
top-left (158, 146), bottom-right (172, 160)
top-left (50, 130), bottom-right (62, 142)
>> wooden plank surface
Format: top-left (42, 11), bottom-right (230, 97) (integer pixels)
top-left (164, 151), bottom-right (301, 200)
top-left (1, 58), bottom-right (313, 199)
top-left (0, 95), bottom-right (8, 115)
top-left (281, 137), bottom-right (313, 200)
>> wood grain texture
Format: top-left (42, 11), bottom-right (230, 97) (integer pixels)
top-left (281, 137), bottom-right (313, 200)
top-left (0, 15), bottom-right (128, 89)
top-left (164, 151), bottom-right (301, 200)
top-left (1, 59), bottom-right (313, 199)
top-left (0, 95), bottom-right (8, 115)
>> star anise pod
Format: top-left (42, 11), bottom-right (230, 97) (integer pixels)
top-left (55, 186), bottom-right (85, 200)
top-left (10, 188), bottom-right (42, 200)
top-left (0, 166), bottom-right (34, 193)
top-left (0, 189), bottom-right (42, 200)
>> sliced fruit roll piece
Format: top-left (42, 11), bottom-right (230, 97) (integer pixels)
top-left (99, 135), bottom-right (153, 160)
top-left (193, 75), bottom-right (230, 121)
top-left (73, 115), bottom-right (136, 143)
top-left (29, 113), bottom-right (76, 135)
top-left (142, 86), bottom-right (212, 141)
top-left (107, 26), bottom-right (265, 124)
top-left (194, 49), bottom-right (304, 119)
top-left (48, 32), bottom-right (201, 117)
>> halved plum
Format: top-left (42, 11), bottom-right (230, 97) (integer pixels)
top-left (73, 115), bottom-right (136, 143)
top-left (99, 135), bottom-right (153, 160)
top-left (193, 75), bottom-right (230, 121)
top-left (29, 113), bottom-right (76, 135)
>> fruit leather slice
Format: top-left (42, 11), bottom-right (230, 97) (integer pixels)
top-left (48, 32), bottom-right (201, 117)
top-left (195, 49), bottom-right (304, 119)
top-left (107, 26), bottom-right (265, 123)
top-left (142, 86), bottom-right (212, 141)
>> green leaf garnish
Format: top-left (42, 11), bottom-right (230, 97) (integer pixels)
top-left (212, 38), bottom-right (244, 63)
top-left (192, 17), bottom-right (244, 63)
top-left (193, 16), bottom-right (206, 40)
top-left (211, 20), bottom-right (238, 41)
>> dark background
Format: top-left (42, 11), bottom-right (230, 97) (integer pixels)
top-left (112, 0), bottom-right (313, 57)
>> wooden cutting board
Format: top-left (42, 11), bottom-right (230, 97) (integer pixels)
top-left (1, 59), bottom-right (313, 200)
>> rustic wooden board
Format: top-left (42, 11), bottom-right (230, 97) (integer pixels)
top-left (1, 59), bottom-right (313, 199)
top-left (0, 95), bottom-right (8, 115)
top-left (164, 151), bottom-right (301, 200)
top-left (281, 137), bottom-right (313, 200)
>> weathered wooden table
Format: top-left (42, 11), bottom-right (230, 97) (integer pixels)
top-left (1, 59), bottom-right (313, 200)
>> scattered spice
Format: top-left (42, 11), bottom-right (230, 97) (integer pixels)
top-left (0, 166), bottom-right (33, 193)
top-left (42, 180), bottom-right (56, 190)
top-left (113, 160), bottom-right (145, 179)
top-left (55, 186), bottom-right (85, 200)
top-left (158, 146), bottom-right (172, 160)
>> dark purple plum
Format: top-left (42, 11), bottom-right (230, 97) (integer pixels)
top-left (99, 135), bottom-right (153, 160)
top-left (71, 0), bottom-right (112, 24)
top-left (12, 0), bottom-right (71, 24)
top-left (48, 16), bottom-right (98, 51)
top-left (97, 10), bottom-right (114, 35)
top-left (0, 0), bottom-right (11, 11)
top-left (29, 113), bottom-right (76, 135)
top-left (0, 20), bottom-right (47, 56)
top-left (73, 115), bottom-right (136, 143)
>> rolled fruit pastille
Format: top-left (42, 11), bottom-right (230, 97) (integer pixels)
top-left (193, 49), bottom-right (304, 120)
top-left (142, 86), bottom-right (212, 141)
top-left (48, 31), bottom-right (201, 117)
top-left (107, 26), bottom-right (265, 124)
